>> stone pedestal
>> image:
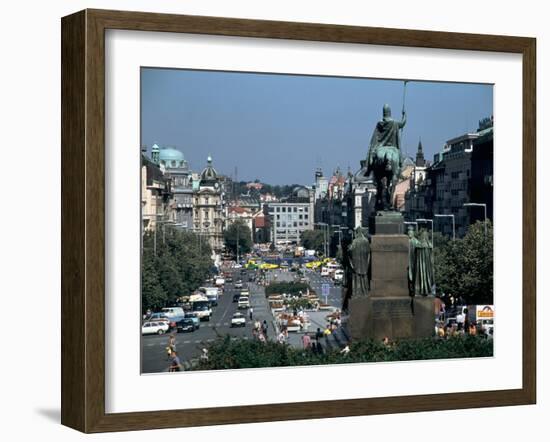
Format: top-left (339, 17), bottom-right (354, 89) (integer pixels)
top-left (349, 228), bottom-right (435, 341)
top-left (349, 296), bottom-right (434, 341)
top-left (369, 235), bottom-right (409, 297)
top-left (369, 211), bottom-right (405, 235)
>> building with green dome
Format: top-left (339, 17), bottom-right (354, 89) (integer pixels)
top-left (151, 144), bottom-right (194, 230)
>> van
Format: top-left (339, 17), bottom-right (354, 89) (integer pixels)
top-left (161, 307), bottom-right (185, 319)
top-left (199, 287), bottom-right (219, 306)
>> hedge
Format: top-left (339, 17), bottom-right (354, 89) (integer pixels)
top-left (191, 335), bottom-right (493, 371)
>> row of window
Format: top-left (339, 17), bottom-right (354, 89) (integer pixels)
top-left (269, 206), bottom-right (309, 213)
top-left (275, 214), bottom-right (308, 221)
top-left (275, 221), bottom-right (309, 228)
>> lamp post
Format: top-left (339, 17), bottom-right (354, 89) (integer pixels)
top-left (463, 202), bottom-right (487, 236)
top-left (142, 213), bottom-right (173, 256)
top-left (314, 222), bottom-right (329, 257)
top-left (236, 221), bottom-right (240, 265)
top-left (434, 214), bottom-right (455, 240)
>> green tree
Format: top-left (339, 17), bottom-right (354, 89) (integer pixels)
top-left (301, 230), bottom-right (325, 254)
top-left (224, 219), bottom-right (252, 257)
top-left (141, 228), bottom-right (213, 312)
top-left (141, 251), bottom-right (167, 312)
top-left (435, 221), bottom-right (493, 304)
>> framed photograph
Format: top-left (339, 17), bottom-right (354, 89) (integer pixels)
top-left (61, 9), bottom-right (536, 433)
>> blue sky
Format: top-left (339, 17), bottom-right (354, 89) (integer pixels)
top-left (141, 68), bottom-right (493, 185)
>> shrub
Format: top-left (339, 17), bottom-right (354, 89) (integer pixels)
top-left (192, 335), bottom-right (493, 371)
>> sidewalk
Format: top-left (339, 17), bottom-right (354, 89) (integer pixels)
top-left (248, 281), bottom-right (277, 340)
top-left (280, 310), bottom-right (350, 352)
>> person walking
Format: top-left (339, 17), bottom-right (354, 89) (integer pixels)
top-left (315, 327), bottom-right (323, 342)
top-left (301, 333), bottom-right (312, 349)
top-left (166, 333), bottom-right (176, 360)
top-left (249, 307), bottom-right (254, 321)
top-left (169, 351), bottom-right (182, 372)
top-left (261, 320), bottom-right (268, 336)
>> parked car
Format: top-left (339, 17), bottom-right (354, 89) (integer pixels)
top-left (238, 296), bottom-right (250, 309)
top-left (141, 321), bottom-right (169, 335)
top-left (176, 318), bottom-right (198, 333)
top-left (333, 269), bottom-right (344, 284)
top-left (479, 318), bottom-right (494, 335)
top-left (231, 312), bottom-right (246, 327)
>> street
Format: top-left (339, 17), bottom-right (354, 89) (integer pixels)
top-left (141, 269), bottom-right (276, 373)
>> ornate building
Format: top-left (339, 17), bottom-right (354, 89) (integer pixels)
top-left (154, 144), bottom-right (194, 230)
top-left (141, 153), bottom-right (173, 232)
top-left (193, 156), bottom-right (226, 252)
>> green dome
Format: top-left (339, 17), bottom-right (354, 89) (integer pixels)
top-left (158, 146), bottom-right (187, 168)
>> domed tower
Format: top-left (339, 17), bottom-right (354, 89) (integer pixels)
top-left (194, 155), bottom-right (225, 254)
top-left (199, 155), bottom-right (218, 187)
top-left (151, 143), bottom-right (160, 165)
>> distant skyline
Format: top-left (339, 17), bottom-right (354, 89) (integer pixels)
top-left (141, 68), bottom-right (493, 185)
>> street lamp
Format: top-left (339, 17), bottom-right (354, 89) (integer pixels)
top-left (416, 218), bottom-right (434, 245)
top-left (142, 213), bottom-right (172, 256)
top-left (434, 214), bottom-right (455, 240)
top-left (314, 222), bottom-right (329, 257)
top-left (463, 202), bottom-right (487, 236)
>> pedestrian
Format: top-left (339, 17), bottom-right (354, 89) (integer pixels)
top-left (323, 326), bottom-right (332, 339)
top-left (249, 307), bottom-right (254, 320)
top-left (301, 333), bottom-right (312, 349)
top-left (261, 320), bottom-right (268, 336)
top-left (169, 351), bottom-right (182, 372)
top-left (200, 347), bottom-right (209, 362)
top-left (315, 327), bottom-right (323, 342)
top-left (258, 332), bottom-right (266, 343)
top-left (166, 333), bottom-right (176, 359)
top-left (277, 331), bottom-right (286, 344)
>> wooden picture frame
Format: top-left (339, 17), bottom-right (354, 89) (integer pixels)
top-left (61, 9), bottom-right (536, 433)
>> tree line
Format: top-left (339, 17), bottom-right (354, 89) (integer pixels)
top-left (141, 228), bottom-right (213, 313)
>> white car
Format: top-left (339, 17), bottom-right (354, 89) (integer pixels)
top-left (238, 296), bottom-right (250, 309)
top-left (231, 312), bottom-right (246, 327)
top-left (142, 321), bottom-right (170, 335)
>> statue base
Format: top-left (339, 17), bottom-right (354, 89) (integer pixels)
top-left (369, 211), bottom-right (404, 235)
top-left (349, 296), bottom-right (435, 341)
top-left (348, 233), bottom-right (435, 341)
